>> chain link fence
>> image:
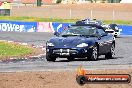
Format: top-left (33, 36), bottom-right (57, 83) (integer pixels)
top-left (0, 0), bottom-right (131, 21)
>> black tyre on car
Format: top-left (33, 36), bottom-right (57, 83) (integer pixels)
top-left (87, 45), bottom-right (98, 61)
top-left (114, 35), bottom-right (117, 38)
top-left (105, 43), bottom-right (115, 59)
top-left (46, 54), bottom-right (56, 62)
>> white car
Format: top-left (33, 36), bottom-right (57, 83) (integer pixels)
top-left (103, 24), bottom-right (122, 37)
top-left (76, 19), bottom-right (122, 37)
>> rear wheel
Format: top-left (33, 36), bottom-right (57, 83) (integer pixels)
top-left (88, 45), bottom-right (98, 61)
top-left (105, 44), bottom-right (115, 59)
top-left (46, 55), bottom-right (56, 62)
top-left (114, 35), bottom-right (117, 38)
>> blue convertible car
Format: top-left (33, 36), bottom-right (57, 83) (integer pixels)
top-left (46, 24), bottom-right (115, 62)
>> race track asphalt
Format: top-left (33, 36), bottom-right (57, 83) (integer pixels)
top-left (0, 32), bottom-right (132, 72)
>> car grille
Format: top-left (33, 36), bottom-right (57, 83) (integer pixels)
top-left (53, 49), bottom-right (77, 53)
top-left (115, 30), bottom-right (119, 32)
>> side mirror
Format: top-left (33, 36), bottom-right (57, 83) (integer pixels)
top-left (54, 32), bottom-right (60, 36)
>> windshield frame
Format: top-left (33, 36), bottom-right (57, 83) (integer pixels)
top-left (60, 26), bottom-right (97, 37)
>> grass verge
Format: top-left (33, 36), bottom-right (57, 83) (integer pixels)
top-left (0, 16), bottom-right (77, 23)
top-left (0, 16), bottom-right (132, 25)
top-left (0, 41), bottom-right (41, 60)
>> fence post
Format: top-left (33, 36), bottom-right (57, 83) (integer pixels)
top-left (112, 10), bottom-right (115, 23)
top-left (69, 9), bottom-right (72, 19)
top-left (90, 10), bottom-right (93, 19)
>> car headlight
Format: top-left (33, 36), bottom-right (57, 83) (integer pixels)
top-left (47, 43), bottom-right (54, 47)
top-left (115, 26), bottom-right (119, 30)
top-left (77, 43), bottom-right (88, 47)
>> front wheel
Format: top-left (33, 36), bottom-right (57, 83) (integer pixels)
top-left (105, 44), bottom-right (115, 59)
top-left (114, 35), bottom-right (117, 38)
top-left (46, 55), bottom-right (56, 62)
top-left (88, 45), bottom-right (98, 61)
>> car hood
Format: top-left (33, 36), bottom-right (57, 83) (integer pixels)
top-left (47, 36), bottom-right (95, 48)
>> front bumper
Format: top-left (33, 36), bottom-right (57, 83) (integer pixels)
top-left (46, 47), bottom-right (93, 58)
top-left (105, 30), bottom-right (120, 36)
top-left (114, 32), bottom-right (120, 36)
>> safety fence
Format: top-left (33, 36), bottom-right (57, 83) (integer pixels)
top-left (0, 20), bottom-right (71, 32)
top-left (0, 1), bottom-right (132, 20)
top-left (0, 20), bottom-right (132, 35)
top-left (119, 25), bottom-right (132, 35)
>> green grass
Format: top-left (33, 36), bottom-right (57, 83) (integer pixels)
top-left (0, 16), bottom-right (78, 23)
top-left (103, 20), bottom-right (132, 25)
top-left (0, 16), bottom-right (132, 25)
top-left (0, 41), bottom-right (34, 59)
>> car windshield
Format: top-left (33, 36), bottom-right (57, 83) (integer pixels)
top-left (60, 26), bottom-right (96, 37)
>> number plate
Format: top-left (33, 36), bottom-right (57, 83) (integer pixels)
top-left (60, 53), bottom-right (70, 56)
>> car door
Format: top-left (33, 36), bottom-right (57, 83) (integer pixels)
top-left (97, 29), bottom-right (108, 54)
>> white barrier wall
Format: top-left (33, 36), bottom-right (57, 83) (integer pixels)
top-left (120, 0), bottom-right (132, 3)
top-left (0, 20), bottom-right (132, 35)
